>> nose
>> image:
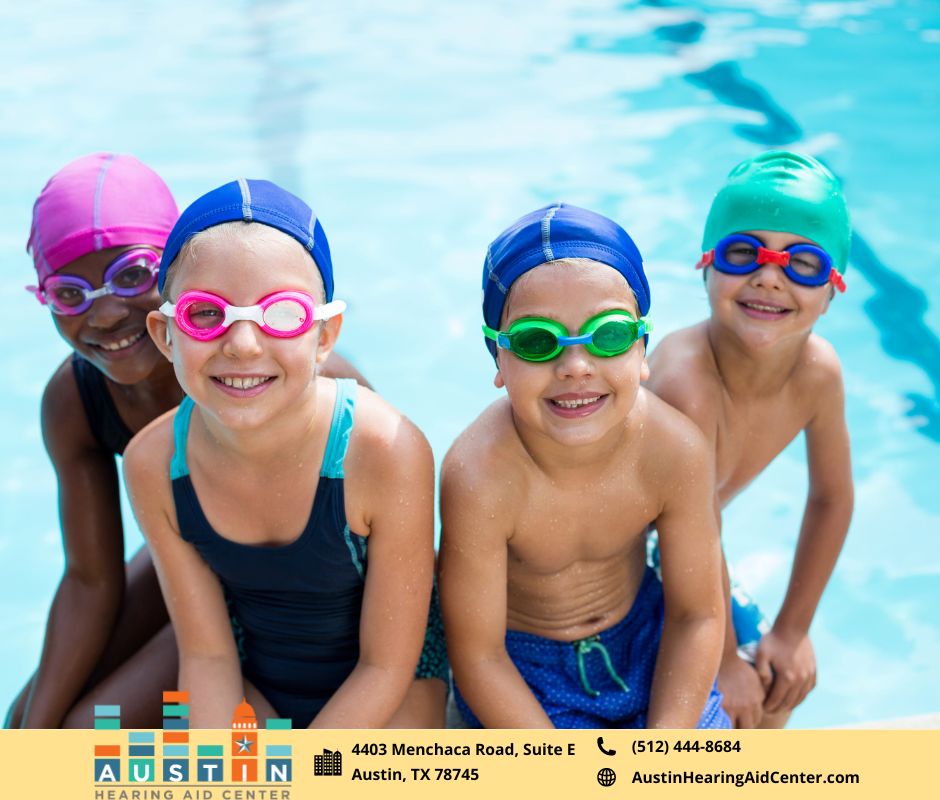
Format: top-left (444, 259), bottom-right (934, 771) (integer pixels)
top-left (221, 320), bottom-right (265, 359)
top-left (553, 343), bottom-right (594, 381)
top-left (85, 292), bottom-right (130, 329)
top-left (749, 262), bottom-right (785, 291)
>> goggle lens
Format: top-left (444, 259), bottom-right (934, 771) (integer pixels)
top-left (263, 298), bottom-right (308, 332)
top-left (183, 301), bottom-right (225, 330)
top-left (108, 255), bottom-right (159, 295)
top-left (590, 319), bottom-right (637, 355)
top-left (513, 325), bottom-right (562, 360)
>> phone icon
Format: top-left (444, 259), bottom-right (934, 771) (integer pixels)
top-left (596, 737), bottom-right (617, 757)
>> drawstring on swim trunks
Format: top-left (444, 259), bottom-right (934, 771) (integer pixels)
top-left (574, 635), bottom-right (630, 697)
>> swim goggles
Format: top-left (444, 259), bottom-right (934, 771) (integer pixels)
top-left (697, 234), bottom-right (846, 292)
top-left (483, 310), bottom-right (652, 362)
top-left (26, 248), bottom-right (160, 315)
top-left (159, 290), bottom-right (346, 341)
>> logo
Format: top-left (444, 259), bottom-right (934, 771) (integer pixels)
top-left (597, 767), bottom-right (617, 787)
top-left (314, 748), bottom-right (343, 777)
top-left (93, 691), bottom-right (294, 786)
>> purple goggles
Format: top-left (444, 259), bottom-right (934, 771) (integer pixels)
top-left (27, 248), bottom-right (160, 316)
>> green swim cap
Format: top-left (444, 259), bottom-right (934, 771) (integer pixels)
top-left (702, 150), bottom-right (851, 270)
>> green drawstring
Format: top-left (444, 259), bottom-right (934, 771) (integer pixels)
top-left (574, 635), bottom-right (631, 697)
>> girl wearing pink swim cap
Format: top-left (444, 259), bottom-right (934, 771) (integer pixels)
top-left (9, 154), bottom-right (369, 728)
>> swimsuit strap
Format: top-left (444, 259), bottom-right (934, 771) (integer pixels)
top-left (170, 395), bottom-right (196, 480)
top-left (320, 378), bottom-right (358, 479)
top-left (170, 380), bottom-right (356, 481)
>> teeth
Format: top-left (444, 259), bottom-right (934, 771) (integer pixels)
top-left (100, 331), bottom-right (144, 351)
top-left (745, 302), bottom-right (786, 313)
top-left (219, 376), bottom-right (271, 389)
top-left (554, 396), bottom-right (601, 409)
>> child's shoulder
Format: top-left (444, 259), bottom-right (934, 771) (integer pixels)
top-left (441, 397), bottom-right (525, 496)
top-left (646, 322), bottom-right (723, 432)
top-left (345, 382), bottom-right (433, 478)
top-left (634, 388), bottom-right (712, 479)
top-left (122, 406), bottom-right (177, 481)
top-left (790, 333), bottom-right (847, 421)
top-left (797, 332), bottom-right (845, 388)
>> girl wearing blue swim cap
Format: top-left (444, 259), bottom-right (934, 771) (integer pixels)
top-left (125, 181), bottom-right (441, 728)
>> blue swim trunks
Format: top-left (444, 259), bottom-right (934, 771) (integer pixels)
top-left (453, 568), bottom-right (730, 729)
top-left (646, 531), bottom-right (770, 662)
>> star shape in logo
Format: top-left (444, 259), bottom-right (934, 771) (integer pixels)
top-left (234, 736), bottom-right (254, 754)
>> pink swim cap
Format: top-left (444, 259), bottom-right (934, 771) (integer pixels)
top-left (27, 153), bottom-right (178, 283)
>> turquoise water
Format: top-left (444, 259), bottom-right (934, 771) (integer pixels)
top-left (1, 0), bottom-right (938, 727)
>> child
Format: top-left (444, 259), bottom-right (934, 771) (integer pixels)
top-left (9, 154), bottom-right (372, 729)
top-left (440, 203), bottom-right (728, 728)
top-left (124, 179), bottom-right (437, 728)
top-left (646, 151), bottom-right (854, 728)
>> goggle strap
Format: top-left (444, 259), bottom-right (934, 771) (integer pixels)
top-left (829, 269), bottom-right (847, 293)
top-left (696, 251), bottom-right (714, 270)
top-left (313, 300), bottom-right (347, 321)
top-left (25, 285), bottom-right (47, 305)
top-left (159, 301), bottom-right (176, 318)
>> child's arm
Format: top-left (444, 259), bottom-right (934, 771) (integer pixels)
top-left (123, 423), bottom-right (244, 729)
top-left (439, 451), bottom-right (553, 729)
top-left (20, 367), bottom-right (128, 728)
top-left (646, 346), bottom-right (765, 727)
top-left (756, 357), bottom-right (853, 714)
top-left (310, 417), bottom-right (434, 728)
top-left (648, 422), bottom-right (725, 728)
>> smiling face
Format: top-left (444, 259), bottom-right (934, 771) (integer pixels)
top-left (705, 229), bottom-right (832, 351)
top-left (147, 223), bottom-right (339, 431)
top-left (47, 246), bottom-right (166, 385)
top-left (494, 259), bottom-right (649, 449)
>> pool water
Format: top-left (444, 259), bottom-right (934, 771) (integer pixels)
top-left (1, 0), bottom-right (938, 727)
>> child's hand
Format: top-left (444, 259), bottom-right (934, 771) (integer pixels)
top-left (718, 653), bottom-right (766, 728)
top-left (755, 629), bottom-right (816, 714)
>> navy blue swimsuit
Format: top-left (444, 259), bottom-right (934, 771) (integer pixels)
top-left (72, 355), bottom-right (134, 455)
top-left (170, 378), bottom-right (368, 727)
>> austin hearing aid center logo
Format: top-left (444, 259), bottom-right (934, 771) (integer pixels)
top-left (93, 691), bottom-right (293, 797)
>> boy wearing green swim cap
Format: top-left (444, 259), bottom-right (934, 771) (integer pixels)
top-left (647, 151), bottom-right (854, 728)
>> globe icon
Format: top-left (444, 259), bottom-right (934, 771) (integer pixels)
top-left (597, 767), bottom-right (617, 787)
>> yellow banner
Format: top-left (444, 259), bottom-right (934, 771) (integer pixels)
top-left (1, 729), bottom-right (937, 798)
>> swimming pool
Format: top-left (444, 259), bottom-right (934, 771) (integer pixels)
top-left (1, 0), bottom-right (938, 727)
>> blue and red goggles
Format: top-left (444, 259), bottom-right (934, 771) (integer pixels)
top-left (697, 234), bottom-right (846, 293)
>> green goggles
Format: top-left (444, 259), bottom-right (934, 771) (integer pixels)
top-left (483, 310), bottom-right (652, 363)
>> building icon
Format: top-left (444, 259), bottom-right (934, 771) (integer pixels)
top-left (314, 749), bottom-right (343, 777)
top-left (231, 698), bottom-right (258, 782)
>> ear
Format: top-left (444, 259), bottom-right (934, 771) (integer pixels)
top-left (315, 313), bottom-right (342, 366)
top-left (493, 370), bottom-right (505, 389)
top-left (147, 310), bottom-right (173, 362)
top-left (640, 356), bottom-right (650, 382)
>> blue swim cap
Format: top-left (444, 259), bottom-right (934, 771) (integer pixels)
top-left (481, 203), bottom-right (649, 359)
top-left (158, 179), bottom-right (333, 300)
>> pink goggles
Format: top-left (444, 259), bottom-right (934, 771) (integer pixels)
top-left (159, 290), bottom-right (346, 341)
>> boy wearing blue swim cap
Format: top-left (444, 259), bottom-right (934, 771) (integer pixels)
top-left (647, 151), bottom-right (854, 728)
top-left (439, 204), bottom-right (729, 729)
